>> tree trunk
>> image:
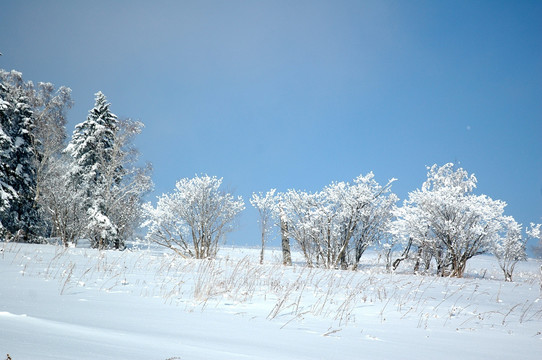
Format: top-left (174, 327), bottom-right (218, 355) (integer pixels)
top-left (259, 228), bottom-right (265, 265)
top-left (504, 270), bottom-right (513, 282)
top-left (280, 217), bottom-right (292, 266)
top-left (384, 247), bottom-right (393, 271)
top-left (413, 247), bottom-right (423, 273)
top-left (392, 238), bottom-right (412, 271)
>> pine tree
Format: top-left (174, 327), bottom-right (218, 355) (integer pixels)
top-left (0, 83), bottom-right (17, 232)
top-left (0, 71), bottom-right (41, 240)
top-left (66, 91), bottom-right (120, 193)
top-left (65, 91), bottom-right (120, 248)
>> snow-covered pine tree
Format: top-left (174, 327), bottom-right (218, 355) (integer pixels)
top-left (0, 83), bottom-right (17, 234)
top-left (0, 70), bottom-right (41, 241)
top-left (65, 91), bottom-right (120, 249)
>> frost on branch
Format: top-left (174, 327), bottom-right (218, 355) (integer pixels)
top-left (143, 174), bottom-right (244, 259)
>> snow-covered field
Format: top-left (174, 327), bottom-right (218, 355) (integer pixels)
top-left (1, 242), bottom-right (541, 360)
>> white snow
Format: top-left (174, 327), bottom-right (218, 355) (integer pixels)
top-left (1, 242), bottom-right (541, 359)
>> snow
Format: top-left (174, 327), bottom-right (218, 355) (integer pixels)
top-left (1, 242), bottom-right (541, 359)
top-left (13, 136), bottom-right (24, 148)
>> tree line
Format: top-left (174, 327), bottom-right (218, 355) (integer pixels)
top-left (1, 69), bottom-right (541, 280)
top-left (248, 165), bottom-right (541, 280)
top-left (0, 70), bottom-right (152, 249)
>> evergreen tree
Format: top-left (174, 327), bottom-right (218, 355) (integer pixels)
top-left (65, 91), bottom-right (120, 248)
top-left (0, 71), bottom-right (41, 240)
top-left (0, 84), bottom-right (17, 233)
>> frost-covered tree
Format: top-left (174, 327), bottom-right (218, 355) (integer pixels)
top-left (345, 174), bottom-right (397, 269)
top-left (493, 217), bottom-right (526, 282)
top-left (38, 153), bottom-right (87, 246)
top-left (250, 189), bottom-right (277, 264)
top-left (0, 70), bottom-right (41, 240)
top-left (143, 175), bottom-right (244, 258)
top-left (390, 163), bottom-right (508, 277)
top-left (27, 82), bottom-right (72, 211)
top-left (104, 118), bottom-right (153, 247)
top-left (387, 202), bottom-right (433, 272)
top-left (276, 173), bottom-right (396, 269)
top-left (278, 189), bottom-right (319, 266)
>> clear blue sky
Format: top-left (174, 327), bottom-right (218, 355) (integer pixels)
top-left (1, 0), bottom-right (541, 248)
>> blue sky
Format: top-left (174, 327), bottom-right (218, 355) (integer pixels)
top-left (1, 0), bottom-right (541, 248)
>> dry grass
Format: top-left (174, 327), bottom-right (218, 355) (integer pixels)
top-left (3, 242), bottom-right (542, 335)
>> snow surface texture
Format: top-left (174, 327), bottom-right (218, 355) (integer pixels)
top-left (1, 243), bottom-right (541, 359)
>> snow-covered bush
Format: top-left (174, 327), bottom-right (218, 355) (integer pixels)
top-left (143, 175), bottom-right (244, 258)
